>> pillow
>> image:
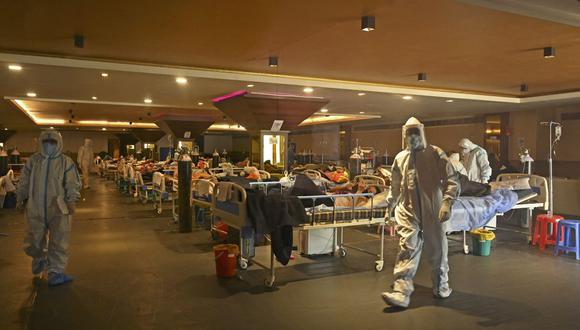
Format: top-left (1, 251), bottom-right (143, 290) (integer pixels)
top-left (490, 177), bottom-right (531, 191)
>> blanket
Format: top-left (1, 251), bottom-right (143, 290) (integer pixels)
top-left (446, 189), bottom-right (518, 232)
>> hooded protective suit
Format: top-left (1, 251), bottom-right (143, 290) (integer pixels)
top-left (77, 138), bottom-right (94, 188)
top-left (16, 130), bottom-right (81, 276)
top-left (449, 153), bottom-right (468, 176)
top-left (459, 138), bottom-right (491, 183)
top-left (385, 117), bottom-right (459, 301)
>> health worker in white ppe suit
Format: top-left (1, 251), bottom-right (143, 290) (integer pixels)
top-left (77, 138), bottom-right (94, 189)
top-left (458, 138), bottom-right (491, 183)
top-left (16, 130), bottom-right (81, 286)
top-left (381, 117), bottom-right (459, 308)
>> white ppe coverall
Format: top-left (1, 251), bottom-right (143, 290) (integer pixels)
top-left (449, 153), bottom-right (468, 176)
top-left (459, 138), bottom-right (491, 183)
top-left (77, 138), bottom-right (94, 189)
top-left (386, 117), bottom-right (459, 298)
top-left (16, 130), bottom-right (81, 275)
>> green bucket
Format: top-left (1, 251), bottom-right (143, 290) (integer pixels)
top-left (471, 236), bottom-right (492, 256)
top-left (470, 229), bottom-right (495, 257)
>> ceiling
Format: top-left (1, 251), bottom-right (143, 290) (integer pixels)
top-left (0, 0), bottom-right (580, 132)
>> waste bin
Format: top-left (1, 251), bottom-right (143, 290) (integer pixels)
top-left (213, 244), bottom-right (239, 278)
top-left (470, 229), bottom-right (496, 256)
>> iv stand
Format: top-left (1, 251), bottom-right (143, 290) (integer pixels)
top-left (541, 121), bottom-right (562, 217)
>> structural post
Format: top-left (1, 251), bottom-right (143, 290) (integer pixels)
top-left (178, 160), bottom-right (192, 232)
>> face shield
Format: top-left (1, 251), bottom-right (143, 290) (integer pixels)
top-left (405, 127), bottom-right (423, 150)
top-left (42, 138), bottom-right (58, 156)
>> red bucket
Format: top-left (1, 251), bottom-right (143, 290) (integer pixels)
top-left (213, 244), bottom-right (239, 278)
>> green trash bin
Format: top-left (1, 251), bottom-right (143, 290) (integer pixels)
top-left (470, 229), bottom-right (496, 256)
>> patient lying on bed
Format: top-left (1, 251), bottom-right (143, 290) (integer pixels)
top-left (332, 182), bottom-right (387, 208)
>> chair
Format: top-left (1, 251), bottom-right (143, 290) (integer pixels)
top-left (532, 214), bottom-right (564, 251)
top-left (554, 220), bottom-right (580, 260)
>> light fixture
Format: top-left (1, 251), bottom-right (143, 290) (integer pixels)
top-left (101, 128), bottom-right (107, 131)
top-left (8, 64), bottom-right (22, 71)
top-left (543, 47), bottom-right (555, 58)
top-left (520, 83), bottom-right (529, 92)
top-left (50, 127), bottom-right (54, 129)
top-left (144, 98), bottom-right (152, 104)
top-left (361, 15), bottom-right (375, 32)
top-left (446, 99), bottom-right (454, 103)
top-left (359, 111), bottom-right (365, 114)
top-left (357, 92), bottom-right (366, 96)
top-left (197, 102), bottom-right (204, 106)
top-left (402, 95), bottom-right (413, 100)
top-left (320, 108), bottom-right (329, 113)
top-left (303, 87), bottom-right (314, 93)
top-left (175, 77), bottom-right (188, 84)
top-left (91, 96), bottom-right (98, 100)
top-left (268, 56), bottom-right (278, 67)
top-left (246, 84), bottom-right (255, 88)
top-left (3, 128), bottom-right (7, 131)
top-left (26, 92), bottom-right (37, 97)
top-left (417, 73), bottom-right (427, 82)
top-left (101, 72), bottom-right (109, 77)
top-left (74, 34), bottom-right (84, 48)
top-left (76, 128), bottom-right (79, 130)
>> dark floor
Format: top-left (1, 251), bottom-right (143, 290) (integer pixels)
top-left (1, 176), bottom-right (580, 330)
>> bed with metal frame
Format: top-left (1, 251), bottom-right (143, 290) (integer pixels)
top-left (210, 181), bottom-right (388, 288)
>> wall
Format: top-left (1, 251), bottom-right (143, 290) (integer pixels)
top-left (203, 134), bottom-right (233, 154)
top-left (290, 125), bottom-right (340, 161)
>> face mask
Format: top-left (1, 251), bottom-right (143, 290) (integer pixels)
top-left (43, 142), bottom-right (57, 156)
top-left (406, 134), bottom-right (422, 150)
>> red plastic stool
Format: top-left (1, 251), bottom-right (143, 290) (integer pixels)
top-left (532, 214), bottom-right (564, 251)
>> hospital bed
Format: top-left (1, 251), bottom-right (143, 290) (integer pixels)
top-left (211, 181), bottom-right (388, 288)
top-left (450, 173), bottom-right (548, 254)
top-left (353, 174), bottom-right (386, 186)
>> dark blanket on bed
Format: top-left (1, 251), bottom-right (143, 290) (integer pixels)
top-left (458, 173), bottom-right (491, 197)
top-left (246, 188), bottom-right (308, 265)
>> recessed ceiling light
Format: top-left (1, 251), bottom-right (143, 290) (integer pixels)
top-left (27, 92), bottom-right (37, 97)
top-left (268, 56), bottom-right (278, 67)
top-left (445, 99), bottom-right (454, 103)
top-left (320, 108), bottom-right (329, 113)
top-left (101, 72), bottom-right (109, 77)
top-left (8, 64), bottom-right (22, 71)
top-left (3, 128), bottom-right (7, 131)
top-left (91, 96), bottom-right (98, 100)
top-left (359, 111), bottom-right (365, 114)
top-left (543, 46), bottom-right (555, 59)
top-left (144, 98), bottom-right (152, 104)
top-left (50, 127), bottom-right (54, 129)
top-left (361, 15), bottom-right (375, 32)
top-left (303, 87), bottom-right (314, 93)
top-left (197, 102), bottom-right (204, 106)
top-left (402, 95), bottom-right (413, 100)
top-left (101, 127), bottom-right (107, 131)
top-left (247, 84), bottom-right (255, 88)
top-left (122, 128), bottom-right (126, 131)
top-left (175, 77), bottom-right (188, 84)
top-left (357, 92), bottom-right (366, 96)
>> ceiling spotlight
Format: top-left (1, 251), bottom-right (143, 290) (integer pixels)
top-left (4, 128), bottom-right (8, 131)
top-left (520, 83), bottom-right (529, 92)
top-left (50, 127), bottom-right (54, 129)
top-left (175, 77), bottom-right (188, 84)
top-left (445, 99), bottom-right (454, 103)
top-left (543, 47), bottom-right (555, 59)
top-left (361, 15), bottom-right (375, 32)
top-left (74, 34), bottom-right (84, 48)
top-left (27, 92), bottom-right (37, 97)
top-left (144, 98), bottom-right (152, 104)
top-left (359, 111), bottom-right (365, 114)
top-left (417, 73), bottom-right (427, 82)
top-left (91, 96), bottom-right (98, 100)
top-left (268, 56), bottom-right (278, 67)
top-left (320, 108), bottom-right (329, 113)
top-left (122, 129), bottom-right (126, 131)
top-left (76, 127), bottom-right (79, 130)
top-left (247, 84), bottom-right (255, 88)
top-left (8, 64), bottom-right (22, 71)
top-left (303, 87), bottom-right (314, 93)
top-left (101, 72), bottom-right (109, 77)
top-left (402, 95), bottom-right (413, 100)
top-left (101, 127), bottom-right (107, 131)
top-left (197, 102), bottom-right (204, 106)
top-left (357, 92), bottom-right (366, 96)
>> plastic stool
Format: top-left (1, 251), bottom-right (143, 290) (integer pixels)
top-left (532, 214), bottom-right (563, 251)
top-left (554, 220), bottom-right (580, 260)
